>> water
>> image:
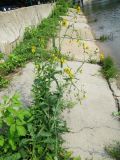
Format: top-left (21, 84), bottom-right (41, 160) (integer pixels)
top-left (83, 0), bottom-right (120, 67)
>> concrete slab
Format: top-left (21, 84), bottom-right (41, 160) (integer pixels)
top-left (109, 79), bottom-right (120, 108)
top-left (59, 23), bottom-right (94, 40)
top-left (67, 8), bottom-right (85, 17)
top-left (55, 38), bottom-right (99, 62)
top-left (56, 9), bottom-right (99, 62)
top-left (0, 62), bottom-right (35, 106)
top-left (110, 79), bottom-right (120, 97)
top-left (62, 61), bottom-right (120, 160)
top-left (60, 15), bottom-right (88, 24)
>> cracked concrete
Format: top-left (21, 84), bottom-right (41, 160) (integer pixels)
top-left (0, 62), bottom-right (35, 106)
top-left (55, 9), bottom-right (100, 63)
top-left (61, 8), bottom-right (120, 160)
top-left (62, 61), bottom-right (120, 160)
top-left (0, 6), bottom-right (119, 160)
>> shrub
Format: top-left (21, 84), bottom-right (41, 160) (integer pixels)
top-left (99, 35), bottom-right (108, 42)
top-left (105, 142), bottom-right (120, 160)
top-left (0, 76), bottom-right (9, 88)
top-left (101, 56), bottom-right (118, 79)
top-left (0, 94), bottom-right (31, 159)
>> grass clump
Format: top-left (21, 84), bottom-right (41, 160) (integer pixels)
top-left (98, 35), bottom-right (109, 42)
top-left (105, 142), bottom-right (120, 160)
top-left (101, 56), bottom-right (118, 80)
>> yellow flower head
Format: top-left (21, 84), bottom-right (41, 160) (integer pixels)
top-left (100, 52), bottom-right (104, 61)
top-left (60, 57), bottom-right (66, 64)
top-left (31, 46), bottom-right (36, 53)
top-left (77, 39), bottom-right (80, 43)
top-left (83, 42), bottom-right (89, 50)
top-left (76, 6), bottom-right (81, 13)
top-left (61, 19), bottom-right (69, 27)
top-left (64, 67), bottom-right (74, 79)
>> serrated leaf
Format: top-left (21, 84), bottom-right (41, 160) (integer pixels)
top-left (9, 139), bottom-right (16, 151)
top-left (16, 125), bottom-right (26, 136)
top-left (0, 135), bottom-right (4, 146)
top-left (5, 116), bottom-right (14, 126)
top-left (10, 124), bottom-right (16, 136)
top-left (16, 119), bottom-right (25, 125)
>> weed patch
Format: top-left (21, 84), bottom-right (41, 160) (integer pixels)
top-left (0, 0), bottom-right (69, 89)
top-left (101, 56), bottom-right (118, 80)
top-left (0, 1), bottom-right (82, 159)
top-left (105, 142), bottom-right (120, 160)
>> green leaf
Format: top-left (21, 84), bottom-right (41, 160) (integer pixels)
top-left (17, 110), bottom-right (31, 123)
top-left (46, 154), bottom-right (53, 160)
top-left (12, 152), bottom-right (21, 160)
top-left (0, 152), bottom-right (21, 160)
top-left (38, 131), bottom-right (52, 137)
top-left (0, 119), bottom-right (3, 128)
top-left (37, 146), bottom-right (43, 154)
top-left (73, 156), bottom-right (81, 160)
top-left (9, 139), bottom-right (16, 151)
top-left (10, 124), bottom-right (16, 136)
top-left (0, 136), bottom-right (4, 146)
top-left (5, 116), bottom-right (14, 126)
top-left (16, 125), bottom-right (26, 136)
top-left (16, 119), bottom-right (25, 125)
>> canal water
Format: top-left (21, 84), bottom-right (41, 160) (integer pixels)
top-left (83, 0), bottom-right (120, 67)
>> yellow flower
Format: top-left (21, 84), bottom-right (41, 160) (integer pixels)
top-left (77, 39), bottom-right (80, 43)
top-left (53, 55), bottom-right (59, 61)
top-left (52, 54), bottom-right (66, 64)
top-left (100, 53), bottom-right (104, 61)
top-left (64, 67), bottom-right (74, 79)
top-left (60, 57), bottom-right (66, 64)
top-left (31, 46), bottom-right (36, 53)
top-left (61, 19), bottom-right (69, 27)
top-left (76, 6), bottom-right (81, 13)
top-left (83, 42), bottom-right (89, 50)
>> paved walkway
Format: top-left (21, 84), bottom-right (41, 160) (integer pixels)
top-left (0, 7), bottom-right (120, 160)
top-left (62, 62), bottom-right (120, 160)
top-left (60, 8), bottom-right (120, 160)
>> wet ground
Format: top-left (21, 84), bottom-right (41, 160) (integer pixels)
top-left (83, 0), bottom-right (120, 67)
